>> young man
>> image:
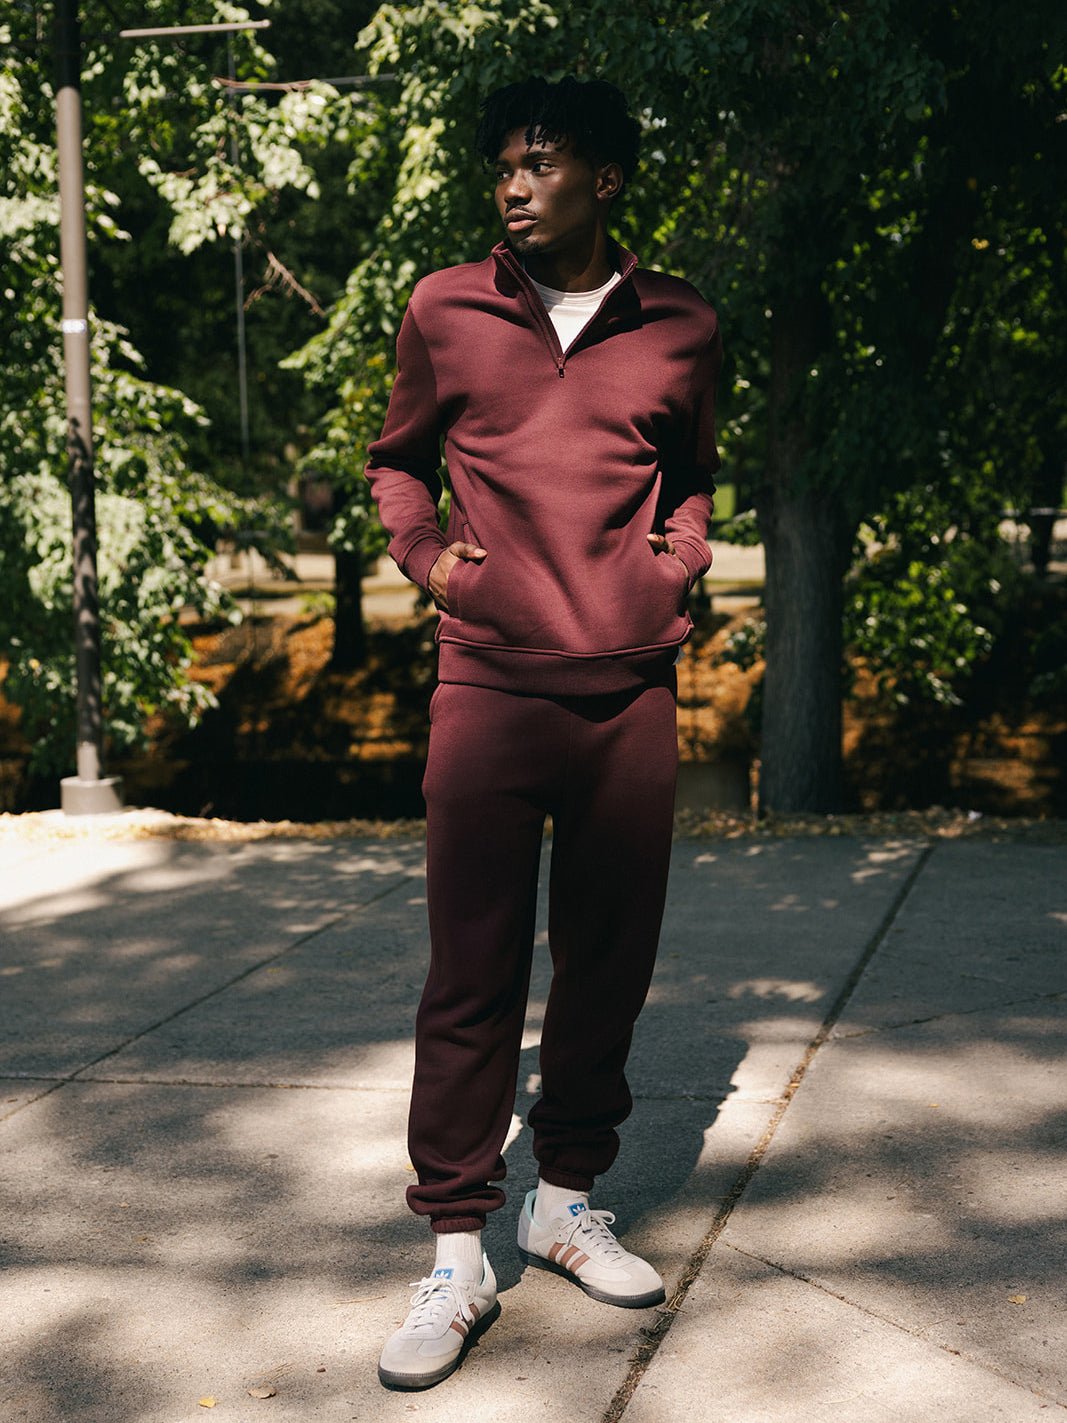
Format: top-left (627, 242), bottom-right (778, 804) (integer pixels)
top-left (367, 75), bottom-right (722, 1390)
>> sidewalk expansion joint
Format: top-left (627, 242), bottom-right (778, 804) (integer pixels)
top-left (602, 843), bottom-right (936, 1423)
top-left (723, 1241), bottom-right (1067, 1411)
top-left (0, 872), bottom-right (411, 1121)
top-left (831, 987), bottom-right (1067, 1040)
top-left (47, 1074), bottom-right (410, 1093)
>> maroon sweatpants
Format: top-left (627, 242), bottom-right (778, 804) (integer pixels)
top-left (407, 676), bottom-right (678, 1233)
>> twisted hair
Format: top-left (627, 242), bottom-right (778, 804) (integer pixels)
top-left (475, 75), bottom-right (641, 185)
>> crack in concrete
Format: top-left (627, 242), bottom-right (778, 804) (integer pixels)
top-left (829, 988), bottom-right (1067, 1040)
top-left (0, 871), bottom-right (411, 1124)
top-left (722, 1240), bottom-right (1067, 1411)
top-left (1, 1073), bottom-right (411, 1092)
top-left (602, 843), bottom-right (937, 1423)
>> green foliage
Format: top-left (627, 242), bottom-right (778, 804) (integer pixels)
top-left (292, 2), bottom-right (1064, 549)
top-left (715, 616), bottom-right (766, 675)
top-left (1028, 614), bottom-right (1067, 705)
top-left (297, 588), bottom-right (336, 620)
top-left (4, 0), bottom-right (1064, 798)
top-left (0, 8), bottom-right (299, 775)
top-left (715, 509), bottom-right (762, 549)
top-left (844, 485), bottom-right (1022, 709)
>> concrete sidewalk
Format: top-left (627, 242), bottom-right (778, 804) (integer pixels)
top-left (0, 822), bottom-right (1064, 1421)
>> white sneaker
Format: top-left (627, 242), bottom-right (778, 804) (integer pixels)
top-left (517, 1189), bottom-right (665, 1309)
top-left (377, 1254), bottom-right (499, 1390)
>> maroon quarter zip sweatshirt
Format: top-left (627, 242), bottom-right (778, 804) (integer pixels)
top-left (365, 240), bottom-right (723, 695)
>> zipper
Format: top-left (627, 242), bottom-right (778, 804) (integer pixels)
top-left (494, 241), bottom-right (638, 380)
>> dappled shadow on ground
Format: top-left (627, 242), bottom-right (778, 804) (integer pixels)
top-left (0, 838), bottom-right (1063, 1419)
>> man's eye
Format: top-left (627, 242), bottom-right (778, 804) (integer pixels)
top-left (493, 170), bottom-right (509, 183)
top-left (531, 163), bottom-right (551, 174)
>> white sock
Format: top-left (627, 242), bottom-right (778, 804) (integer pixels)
top-left (432, 1229), bottom-right (482, 1283)
top-left (534, 1178), bottom-right (590, 1227)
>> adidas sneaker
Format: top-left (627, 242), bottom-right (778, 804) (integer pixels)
top-left (377, 1253), bottom-right (499, 1390)
top-left (517, 1189), bottom-right (665, 1309)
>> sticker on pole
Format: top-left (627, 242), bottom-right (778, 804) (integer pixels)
top-left (61, 318), bottom-right (88, 334)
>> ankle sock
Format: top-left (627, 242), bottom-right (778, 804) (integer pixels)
top-left (534, 1178), bottom-right (590, 1227)
top-left (432, 1229), bottom-right (482, 1283)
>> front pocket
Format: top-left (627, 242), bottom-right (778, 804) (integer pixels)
top-left (445, 556), bottom-right (472, 619)
top-left (657, 550), bottom-right (690, 606)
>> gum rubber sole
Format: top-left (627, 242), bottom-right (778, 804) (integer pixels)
top-left (377, 1299), bottom-right (501, 1391)
top-left (518, 1246), bottom-right (666, 1310)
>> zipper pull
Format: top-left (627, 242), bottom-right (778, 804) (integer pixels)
top-left (557, 363), bottom-right (565, 379)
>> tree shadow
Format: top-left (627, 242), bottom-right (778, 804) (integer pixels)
top-left (4, 835), bottom-right (1055, 1418)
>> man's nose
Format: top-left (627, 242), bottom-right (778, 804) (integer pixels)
top-left (503, 171), bottom-right (531, 205)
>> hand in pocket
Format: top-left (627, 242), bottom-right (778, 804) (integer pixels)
top-left (428, 541), bottom-right (488, 612)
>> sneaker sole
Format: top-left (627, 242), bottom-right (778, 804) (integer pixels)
top-left (518, 1246), bottom-right (666, 1310)
top-left (377, 1299), bottom-right (501, 1391)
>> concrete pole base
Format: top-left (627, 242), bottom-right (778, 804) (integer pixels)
top-left (60, 775), bottom-right (124, 815)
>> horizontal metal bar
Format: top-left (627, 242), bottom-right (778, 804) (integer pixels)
top-left (119, 20), bottom-right (270, 38)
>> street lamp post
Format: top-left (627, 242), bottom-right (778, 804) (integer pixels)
top-left (53, 7), bottom-right (268, 814)
top-left (56, 0), bottom-right (120, 814)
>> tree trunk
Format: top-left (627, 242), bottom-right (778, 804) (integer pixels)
top-left (756, 291), bottom-right (852, 813)
top-left (331, 545), bottom-right (367, 671)
top-left (758, 486), bottom-right (850, 812)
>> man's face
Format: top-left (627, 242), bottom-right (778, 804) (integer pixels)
top-left (492, 126), bottom-right (614, 260)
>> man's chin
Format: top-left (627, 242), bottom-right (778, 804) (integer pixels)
top-left (506, 230), bottom-right (547, 257)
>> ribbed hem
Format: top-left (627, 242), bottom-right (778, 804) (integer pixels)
top-left (436, 638), bottom-right (684, 696)
top-left (537, 1166), bottom-right (595, 1192)
top-left (430, 1215), bottom-right (486, 1235)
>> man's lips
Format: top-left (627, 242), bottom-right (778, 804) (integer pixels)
top-left (505, 212), bottom-right (537, 232)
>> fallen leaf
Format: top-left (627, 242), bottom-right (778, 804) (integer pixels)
top-left (1008, 1294), bottom-right (1028, 1305)
top-left (248, 1385), bottom-right (277, 1398)
top-left (316, 1366), bottom-right (326, 1373)
top-left (198, 1399), bottom-right (217, 1409)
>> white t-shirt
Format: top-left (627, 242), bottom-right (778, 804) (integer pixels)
top-left (528, 268), bottom-right (623, 352)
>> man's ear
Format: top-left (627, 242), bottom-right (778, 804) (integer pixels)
top-left (595, 161), bottom-right (624, 203)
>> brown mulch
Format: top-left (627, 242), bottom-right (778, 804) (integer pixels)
top-left (2, 805), bottom-right (1064, 845)
top-left (2, 601), bottom-right (1065, 823)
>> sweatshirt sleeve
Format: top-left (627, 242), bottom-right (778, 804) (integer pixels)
top-left (364, 298), bottom-right (450, 593)
top-left (660, 320), bottom-right (724, 588)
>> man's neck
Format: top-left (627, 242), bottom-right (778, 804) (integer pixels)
top-left (522, 229), bottom-right (616, 293)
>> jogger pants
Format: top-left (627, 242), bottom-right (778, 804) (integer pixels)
top-left (407, 676), bottom-right (678, 1233)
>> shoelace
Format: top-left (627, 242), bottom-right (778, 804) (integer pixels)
top-left (401, 1274), bottom-right (476, 1336)
top-left (563, 1209), bottom-right (627, 1262)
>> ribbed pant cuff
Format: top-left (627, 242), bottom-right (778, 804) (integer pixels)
top-left (430, 1215), bottom-right (486, 1235)
top-left (537, 1167), bottom-right (595, 1192)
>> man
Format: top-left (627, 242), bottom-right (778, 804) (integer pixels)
top-left (367, 74), bottom-right (722, 1391)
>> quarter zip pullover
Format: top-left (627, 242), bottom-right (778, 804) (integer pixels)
top-left (365, 240), bottom-right (723, 695)
top-left (529, 268), bottom-right (624, 354)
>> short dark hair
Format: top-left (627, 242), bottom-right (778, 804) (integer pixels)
top-left (475, 75), bottom-right (641, 185)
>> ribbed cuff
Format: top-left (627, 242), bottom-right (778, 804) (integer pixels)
top-left (403, 533), bottom-right (451, 593)
top-left (430, 1215), bottom-right (486, 1235)
top-left (671, 538), bottom-right (712, 588)
top-left (536, 1166), bottom-right (595, 1192)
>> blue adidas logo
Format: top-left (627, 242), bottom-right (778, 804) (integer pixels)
top-left (568, 1202), bottom-right (588, 1217)
top-left (432, 1267), bottom-right (454, 1279)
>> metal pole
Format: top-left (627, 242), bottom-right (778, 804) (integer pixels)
top-left (56, 0), bottom-right (122, 814)
top-left (228, 36), bottom-right (250, 468)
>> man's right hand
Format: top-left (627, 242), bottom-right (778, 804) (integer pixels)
top-left (428, 541), bottom-right (488, 612)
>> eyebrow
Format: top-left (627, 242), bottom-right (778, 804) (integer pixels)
top-left (494, 146), bottom-right (562, 167)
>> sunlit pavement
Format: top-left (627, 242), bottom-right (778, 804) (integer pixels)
top-left (0, 825), bottom-right (1064, 1421)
